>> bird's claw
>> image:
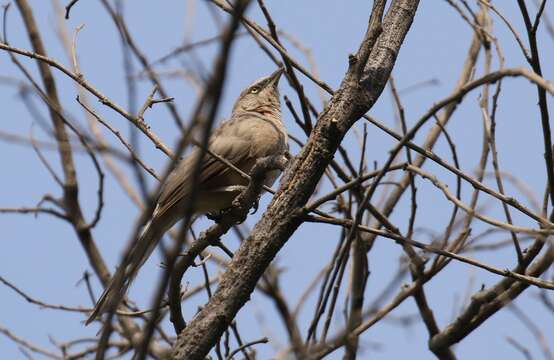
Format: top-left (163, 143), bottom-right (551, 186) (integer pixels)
top-left (250, 195), bottom-right (261, 214)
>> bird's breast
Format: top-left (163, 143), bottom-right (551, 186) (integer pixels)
top-left (233, 113), bottom-right (288, 156)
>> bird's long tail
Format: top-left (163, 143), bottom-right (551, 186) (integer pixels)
top-left (85, 221), bottom-right (163, 325)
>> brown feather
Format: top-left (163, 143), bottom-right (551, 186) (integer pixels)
top-left (86, 69), bottom-right (287, 324)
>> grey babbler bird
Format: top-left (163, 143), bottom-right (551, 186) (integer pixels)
top-left (86, 68), bottom-right (288, 324)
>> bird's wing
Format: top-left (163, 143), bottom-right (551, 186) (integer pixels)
top-left (154, 123), bottom-right (253, 219)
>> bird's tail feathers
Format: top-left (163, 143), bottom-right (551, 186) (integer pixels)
top-left (85, 222), bottom-right (162, 325)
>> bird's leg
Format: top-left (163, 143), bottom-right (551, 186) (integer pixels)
top-left (233, 154), bottom-right (288, 215)
top-left (283, 150), bottom-right (293, 163)
top-left (230, 186), bottom-right (250, 210)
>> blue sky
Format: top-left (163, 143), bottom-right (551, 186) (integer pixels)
top-left (1, 1), bottom-right (553, 359)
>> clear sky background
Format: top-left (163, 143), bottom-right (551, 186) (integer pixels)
top-left (1, 1), bottom-right (553, 359)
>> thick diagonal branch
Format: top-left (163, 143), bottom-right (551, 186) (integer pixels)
top-left (171, 1), bottom-right (420, 358)
top-left (168, 155), bottom-right (287, 334)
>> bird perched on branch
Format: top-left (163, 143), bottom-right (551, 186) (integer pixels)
top-left (86, 68), bottom-right (288, 324)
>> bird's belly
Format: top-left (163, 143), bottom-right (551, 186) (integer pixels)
top-left (196, 168), bottom-right (280, 214)
top-left (194, 190), bottom-right (239, 214)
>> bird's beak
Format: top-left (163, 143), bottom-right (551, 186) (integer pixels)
top-left (268, 68), bottom-right (284, 88)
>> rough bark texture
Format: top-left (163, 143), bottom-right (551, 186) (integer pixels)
top-left (169, 0), bottom-right (420, 358)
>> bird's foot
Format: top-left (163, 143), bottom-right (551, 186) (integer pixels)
top-left (249, 194), bottom-right (262, 214)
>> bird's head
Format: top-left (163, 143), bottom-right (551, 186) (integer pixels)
top-left (232, 68), bottom-right (283, 116)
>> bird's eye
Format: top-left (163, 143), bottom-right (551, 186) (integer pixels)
top-left (250, 87), bottom-right (260, 94)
